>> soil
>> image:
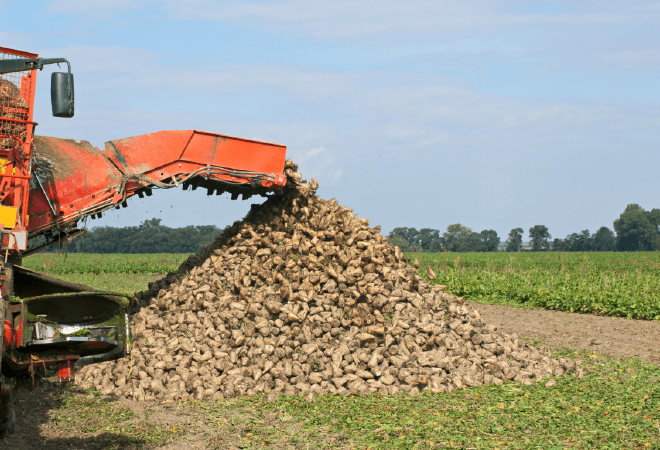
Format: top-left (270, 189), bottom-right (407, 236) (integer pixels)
top-left (3, 303), bottom-right (658, 450)
top-left (5, 381), bottom-right (341, 450)
top-left (4, 383), bottom-right (209, 450)
top-left (468, 302), bottom-right (660, 364)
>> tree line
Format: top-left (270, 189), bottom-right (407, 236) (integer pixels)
top-left (35, 203), bottom-right (659, 254)
top-left (388, 203), bottom-right (660, 252)
top-left (41, 218), bottom-right (221, 254)
top-left (388, 225), bottom-right (500, 252)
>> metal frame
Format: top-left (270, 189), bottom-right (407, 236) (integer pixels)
top-left (0, 46), bottom-right (38, 238)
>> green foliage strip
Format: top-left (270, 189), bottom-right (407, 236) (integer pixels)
top-left (412, 252), bottom-right (660, 321)
top-left (23, 253), bottom-right (190, 275)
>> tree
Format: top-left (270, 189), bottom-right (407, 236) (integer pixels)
top-left (458, 232), bottom-right (485, 252)
top-left (479, 229), bottom-right (500, 252)
top-left (505, 228), bottom-right (523, 252)
top-left (613, 204), bottom-right (659, 251)
top-left (647, 208), bottom-right (660, 250)
top-left (417, 228), bottom-right (443, 252)
top-left (552, 238), bottom-right (566, 251)
top-left (578, 230), bottom-right (593, 251)
top-left (592, 227), bottom-right (615, 251)
top-left (442, 224), bottom-right (472, 252)
top-left (528, 225), bottom-right (551, 252)
top-left (387, 234), bottom-right (410, 252)
top-left (39, 218), bottom-right (223, 254)
top-left (388, 225), bottom-right (498, 252)
top-left (388, 227), bottom-right (419, 252)
top-left (563, 229), bottom-right (592, 252)
top-left (648, 208), bottom-right (660, 228)
top-left (142, 218), bottom-right (163, 228)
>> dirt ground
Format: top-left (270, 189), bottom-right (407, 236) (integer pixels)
top-left (467, 302), bottom-right (660, 364)
top-left (3, 303), bottom-right (659, 449)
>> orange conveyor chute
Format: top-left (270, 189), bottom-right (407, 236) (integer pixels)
top-left (27, 130), bottom-right (287, 238)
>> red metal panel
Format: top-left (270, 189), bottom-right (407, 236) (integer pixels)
top-left (104, 130), bottom-right (287, 178)
top-left (0, 47), bottom-right (38, 59)
top-left (102, 130), bottom-right (195, 174)
top-left (26, 130), bottom-right (288, 237)
top-left (27, 136), bottom-right (121, 233)
top-left (182, 131), bottom-right (287, 174)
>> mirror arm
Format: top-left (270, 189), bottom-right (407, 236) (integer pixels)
top-left (0, 57), bottom-right (71, 75)
top-left (36, 58), bottom-right (72, 74)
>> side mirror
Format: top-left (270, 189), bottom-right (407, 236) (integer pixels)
top-left (51, 72), bottom-right (75, 118)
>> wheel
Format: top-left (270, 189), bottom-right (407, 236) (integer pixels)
top-left (0, 301), bottom-right (16, 438)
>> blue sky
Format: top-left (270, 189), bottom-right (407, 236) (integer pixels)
top-left (2, 0), bottom-right (659, 241)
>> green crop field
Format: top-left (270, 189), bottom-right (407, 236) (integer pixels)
top-left (409, 252), bottom-right (660, 321)
top-left (21, 253), bottom-right (190, 295)
top-left (24, 251), bottom-right (660, 321)
top-left (23, 253), bottom-right (189, 275)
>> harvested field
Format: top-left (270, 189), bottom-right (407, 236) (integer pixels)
top-left (470, 302), bottom-right (660, 364)
top-left (6, 266), bottom-right (660, 448)
top-left (8, 166), bottom-right (659, 448)
top-left (4, 343), bottom-right (659, 449)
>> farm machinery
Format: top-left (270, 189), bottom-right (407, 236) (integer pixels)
top-left (0, 46), bottom-right (288, 436)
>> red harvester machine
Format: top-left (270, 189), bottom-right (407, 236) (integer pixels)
top-left (0, 46), bottom-right (288, 436)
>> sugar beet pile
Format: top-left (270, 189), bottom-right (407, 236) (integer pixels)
top-left (76, 161), bottom-right (581, 402)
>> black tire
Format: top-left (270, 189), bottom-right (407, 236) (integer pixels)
top-left (0, 301), bottom-right (15, 438)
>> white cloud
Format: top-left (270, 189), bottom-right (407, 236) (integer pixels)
top-left (115, 61), bottom-right (660, 136)
top-left (33, 44), bottom-right (660, 153)
top-left (598, 49), bottom-right (660, 67)
top-left (25, 43), bottom-right (660, 228)
top-left (138, 64), bottom-right (358, 99)
top-left (633, 2), bottom-right (660, 11)
top-left (46, 0), bottom-right (158, 19)
top-left (163, 0), bottom-right (629, 40)
top-left (0, 31), bottom-right (34, 52)
top-left (39, 45), bottom-right (159, 74)
top-left (21, 39), bottom-right (658, 238)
